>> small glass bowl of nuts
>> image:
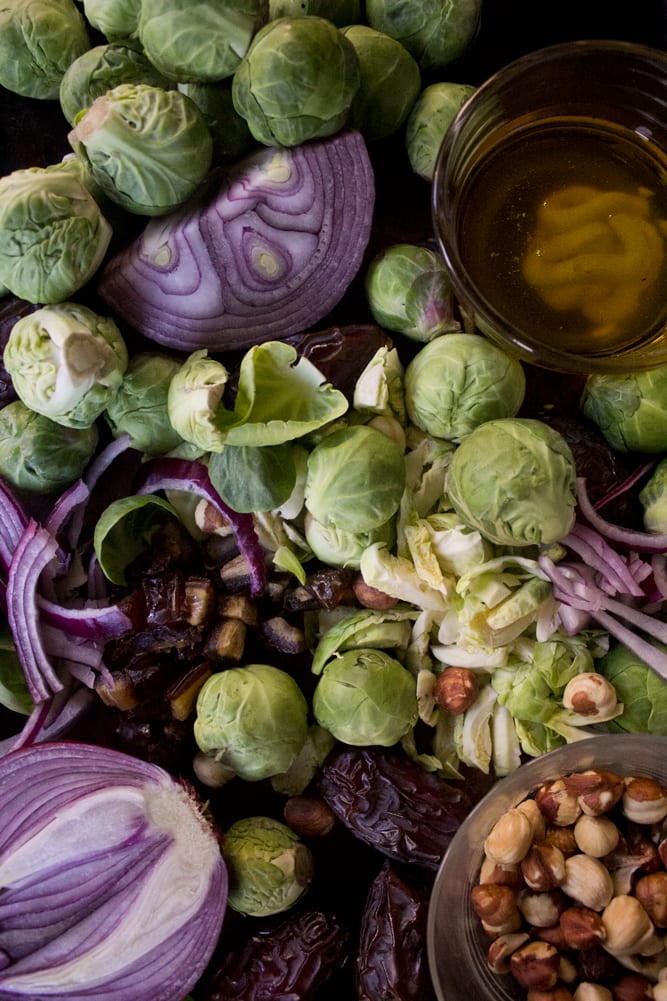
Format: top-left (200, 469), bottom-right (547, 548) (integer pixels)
top-left (427, 734), bottom-right (667, 1001)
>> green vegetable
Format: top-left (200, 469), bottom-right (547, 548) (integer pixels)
top-left (178, 81), bottom-right (254, 163)
top-left (446, 418), bottom-right (577, 546)
top-left (194, 664), bottom-right (309, 781)
top-left (104, 352), bottom-right (184, 455)
top-left (223, 816), bottom-right (314, 917)
top-left (68, 83), bottom-right (213, 216)
top-left (232, 16), bottom-right (360, 147)
top-left (581, 366), bottom-right (667, 453)
top-left (311, 607), bottom-right (416, 676)
top-left (340, 25), bottom-right (421, 142)
top-left (83, 0), bottom-right (141, 39)
top-left (365, 0), bottom-right (482, 72)
top-left (0, 625), bottom-right (33, 715)
top-left (0, 163), bottom-right (112, 305)
top-left (167, 351), bottom-right (230, 453)
top-left (0, 0), bottom-right (90, 100)
top-left (269, 0), bottom-right (360, 24)
top-left (94, 495), bottom-right (181, 585)
top-left (0, 401), bottom-right (98, 494)
top-left (138, 0), bottom-right (268, 83)
top-left (59, 42), bottom-right (173, 127)
top-left (639, 458), bottom-right (667, 533)
top-left (601, 641), bottom-right (667, 734)
top-left (405, 81), bottom-right (475, 181)
top-left (305, 425), bottom-right (406, 533)
top-left (404, 333), bottom-right (526, 442)
top-left (313, 648), bottom-right (418, 746)
top-left (4, 302), bottom-right (128, 430)
top-left (304, 512), bottom-right (395, 570)
top-left (208, 443), bottom-right (297, 513)
top-left (365, 243), bottom-right (460, 342)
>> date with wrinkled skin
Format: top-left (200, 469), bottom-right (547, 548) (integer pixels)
top-left (202, 908), bottom-right (349, 1001)
top-left (318, 747), bottom-right (475, 871)
top-left (357, 861), bottom-right (436, 1001)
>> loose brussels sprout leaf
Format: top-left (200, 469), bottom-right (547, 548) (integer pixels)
top-left (340, 25), bottom-right (421, 142)
top-left (305, 425), bottom-right (405, 533)
top-left (639, 457), bottom-right (667, 533)
top-left (405, 81), bottom-right (476, 181)
top-left (0, 401), bottom-right (98, 494)
top-left (60, 43), bottom-right (173, 127)
top-left (4, 303), bottom-right (128, 430)
top-left (0, 625), bottom-right (33, 716)
top-left (353, 345), bottom-right (406, 423)
top-left (492, 638), bottom-right (594, 728)
top-left (313, 647), bottom-right (418, 746)
top-left (269, 0), bottom-right (360, 24)
top-left (68, 84), bottom-right (213, 216)
top-left (304, 511), bottom-right (395, 570)
top-left (94, 495), bottom-right (181, 585)
top-left (581, 366), bottom-right (667, 453)
top-left (208, 443), bottom-right (296, 513)
top-left (365, 0), bottom-right (482, 72)
top-left (270, 724), bottom-right (336, 796)
top-left (404, 333), bottom-right (526, 441)
top-left (0, 0), bottom-right (90, 100)
top-left (601, 640), bottom-right (667, 734)
top-left (167, 351), bottom-right (229, 454)
top-left (360, 541), bottom-right (449, 612)
top-left (194, 664), bottom-right (309, 781)
top-left (223, 816), bottom-right (314, 917)
top-left (178, 81), bottom-right (254, 164)
top-left (83, 0), bottom-right (141, 39)
top-left (138, 0), bottom-right (268, 83)
top-left (232, 16), bottom-right (360, 147)
top-left (0, 165), bottom-right (112, 305)
top-left (104, 352), bottom-right (184, 455)
top-left (311, 607), bottom-right (417, 676)
top-left (446, 418), bottom-right (577, 547)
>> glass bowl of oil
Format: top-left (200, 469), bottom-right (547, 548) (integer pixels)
top-left (432, 40), bottom-right (667, 374)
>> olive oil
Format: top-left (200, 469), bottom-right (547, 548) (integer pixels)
top-left (457, 120), bottom-right (667, 356)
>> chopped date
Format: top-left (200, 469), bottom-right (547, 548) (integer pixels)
top-left (202, 909), bottom-right (349, 1001)
top-left (318, 747), bottom-right (475, 871)
top-left (356, 861), bottom-right (436, 1001)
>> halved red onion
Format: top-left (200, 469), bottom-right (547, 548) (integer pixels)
top-left (98, 131), bottom-right (375, 351)
top-left (0, 742), bottom-right (227, 1000)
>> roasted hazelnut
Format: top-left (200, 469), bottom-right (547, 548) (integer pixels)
top-left (535, 923), bottom-right (569, 951)
top-left (479, 856), bottom-right (523, 888)
top-left (608, 971), bottom-right (654, 1001)
top-left (283, 795), bottom-right (335, 838)
top-left (634, 871), bottom-right (667, 927)
top-left (518, 798), bottom-right (547, 842)
top-left (352, 576), bottom-right (399, 610)
top-left (487, 932), bottom-right (531, 973)
top-left (522, 842), bottom-right (567, 891)
top-left (564, 770), bottom-right (624, 818)
top-left (559, 906), bottom-right (607, 951)
top-left (510, 940), bottom-right (561, 990)
top-left (560, 953), bottom-right (579, 984)
top-left (577, 944), bottom-right (623, 984)
top-left (518, 889), bottom-right (567, 928)
top-left (484, 808), bottom-right (534, 864)
top-left (601, 895), bottom-right (654, 956)
top-left (561, 674), bottom-right (619, 718)
top-left (572, 985), bottom-right (613, 1001)
top-left (606, 838), bottom-right (660, 897)
top-left (561, 854), bottom-right (614, 911)
top-left (545, 824), bottom-right (580, 858)
top-left (574, 814), bottom-right (620, 858)
top-left (433, 666), bottom-right (479, 715)
top-left (192, 751), bottom-right (235, 788)
top-left (526, 987), bottom-right (574, 1001)
top-left (536, 778), bottom-right (583, 827)
top-left (471, 883), bottom-right (521, 927)
top-left (622, 776), bottom-right (667, 826)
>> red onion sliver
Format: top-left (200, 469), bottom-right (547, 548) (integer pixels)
top-left (576, 477), bottom-right (667, 553)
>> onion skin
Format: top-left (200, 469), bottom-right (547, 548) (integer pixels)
top-left (97, 130), bottom-right (375, 351)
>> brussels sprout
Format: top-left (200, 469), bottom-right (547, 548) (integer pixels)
top-left (405, 81), bottom-right (475, 181)
top-left (305, 425), bottom-right (405, 534)
top-left (269, 0), bottom-right (360, 24)
top-left (104, 352), bottom-right (184, 455)
top-left (0, 400), bottom-right (98, 494)
top-left (404, 333), bottom-right (526, 442)
top-left (68, 84), bottom-right (213, 216)
top-left (0, 164), bottom-right (112, 305)
top-left (304, 511), bottom-right (395, 569)
top-left (178, 81), bottom-right (254, 163)
top-left (313, 648), bottom-right (418, 746)
top-left (138, 0), bottom-right (268, 83)
top-left (0, 0), bottom-right (90, 100)
top-left (83, 0), bottom-right (141, 39)
top-left (340, 25), bottom-right (421, 142)
top-left (232, 16), bottom-right (360, 147)
top-left (365, 243), bottom-right (460, 342)
top-left (446, 418), bottom-right (577, 547)
top-left (581, 366), bottom-right (667, 453)
top-left (639, 458), bottom-right (667, 533)
top-left (4, 302), bottom-right (128, 430)
top-left (223, 816), bottom-right (314, 917)
top-left (194, 664), bottom-right (309, 781)
top-left (365, 0), bottom-right (482, 72)
top-left (59, 43), bottom-right (174, 127)
top-left (601, 641), bottom-right (667, 734)
top-left (167, 350), bottom-right (230, 454)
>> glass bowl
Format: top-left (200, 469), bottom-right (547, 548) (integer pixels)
top-left (427, 733), bottom-right (667, 1000)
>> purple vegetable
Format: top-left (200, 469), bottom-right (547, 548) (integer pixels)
top-left (97, 130), bottom-right (375, 351)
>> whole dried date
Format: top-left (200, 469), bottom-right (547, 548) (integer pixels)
top-left (202, 909), bottom-right (349, 1001)
top-left (356, 861), bottom-right (436, 1001)
top-left (318, 747), bottom-right (475, 870)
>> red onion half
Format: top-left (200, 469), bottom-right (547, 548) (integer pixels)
top-left (98, 130), bottom-right (375, 351)
top-left (0, 742), bottom-right (227, 1001)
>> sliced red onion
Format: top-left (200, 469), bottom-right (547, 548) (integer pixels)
top-left (0, 478), bottom-right (28, 583)
top-left (98, 131), bottom-right (375, 351)
top-left (576, 477), bottom-right (667, 553)
top-left (0, 742), bottom-right (227, 1001)
top-left (37, 595), bottom-right (133, 640)
top-left (562, 522), bottom-right (646, 597)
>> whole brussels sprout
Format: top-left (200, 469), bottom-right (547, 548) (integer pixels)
top-left (581, 366), bottom-right (667, 453)
top-left (446, 418), bottom-right (577, 547)
top-left (365, 0), bottom-right (482, 72)
top-left (223, 816), bottom-right (314, 917)
top-left (178, 81), bottom-right (254, 164)
top-left (4, 302), bottom-right (128, 430)
top-left (405, 81), bottom-right (475, 181)
top-left (365, 243), bottom-right (460, 342)
top-left (304, 511), bottom-right (395, 569)
top-left (59, 43), bottom-right (174, 127)
top-left (0, 400), bottom-right (98, 494)
top-left (138, 0), bottom-right (269, 83)
top-left (232, 16), bottom-right (361, 147)
top-left (194, 664), bottom-right (309, 781)
top-left (0, 163), bottom-right (112, 305)
top-left (639, 458), bottom-right (667, 533)
top-left (68, 84), bottom-right (213, 216)
top-left (313, 648), bottom-right (418, 746)
top-left (404, 333), bottom-right (526, 442)
top-left (104, 352), bottom-right (184, 455)
top-left (269, 0), bottom-right (360, 24)
top-left (0, 0), bottom-right (90, 100)
top-left (83, 0), bottom-right (141, 39)
top-left (340, 25), bottom-right (421, 142)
